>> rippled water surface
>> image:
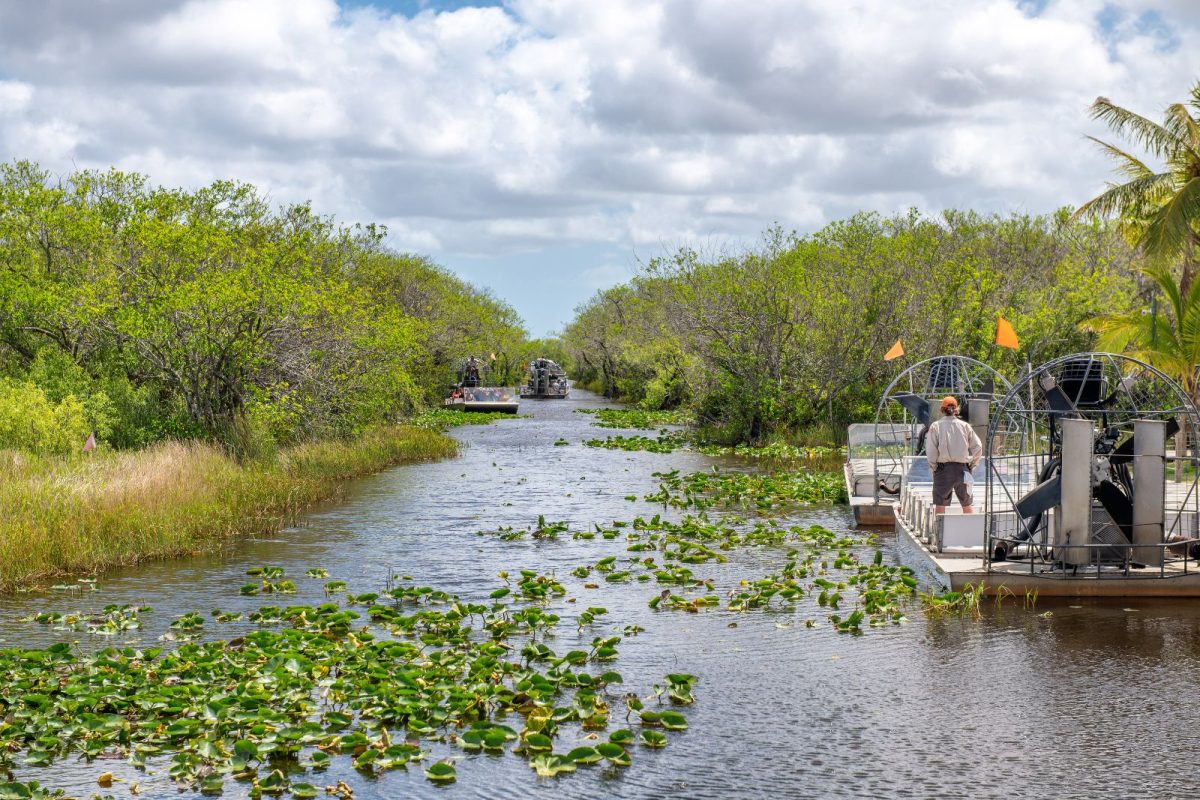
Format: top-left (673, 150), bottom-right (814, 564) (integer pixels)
top-left (8, 388), bottom-right (1200, 799)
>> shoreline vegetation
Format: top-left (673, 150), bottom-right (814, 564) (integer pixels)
top-left (0, 160), bottom-right (551, 592)
top-left (0, 425), bottom-right (457, 592)
top-left (564, 211), bottom-right (1140, 445)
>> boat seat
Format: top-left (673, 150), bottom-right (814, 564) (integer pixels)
top-left (939, 512), bottom-right (985, 550)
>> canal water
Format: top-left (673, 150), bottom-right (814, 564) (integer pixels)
top-left (8, 388), bottom-right (1200, 798)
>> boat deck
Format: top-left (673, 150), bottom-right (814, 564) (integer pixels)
top-left (845, 457), bottom-right (900, 526)
top-left (893, 458), bottom-right (1200, 597)
top-left (895, 515), bottom-right (1200, 596)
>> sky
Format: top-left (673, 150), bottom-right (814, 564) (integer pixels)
top-left (0, 1), bottom-right (1197, 335)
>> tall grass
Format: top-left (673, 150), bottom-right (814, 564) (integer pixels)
top-left (0, 425), bottom-right (456, 591)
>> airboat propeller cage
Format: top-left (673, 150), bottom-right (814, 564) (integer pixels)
top-left (985, 353), bottom-right (1200, 570)
top-left (867, 356), bottom-right (1013, 501)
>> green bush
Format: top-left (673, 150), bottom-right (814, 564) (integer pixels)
top-left (0, 379), bottom-right (92, 454)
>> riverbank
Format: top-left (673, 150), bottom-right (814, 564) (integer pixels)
top-left (0, 425), bottom-right (457, 591)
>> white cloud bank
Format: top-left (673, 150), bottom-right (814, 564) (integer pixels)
top-left (0, 0), bottom-right (1196, 326)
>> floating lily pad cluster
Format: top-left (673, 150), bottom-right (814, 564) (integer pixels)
top-left (694, 441), bottom-right (845, 469)
top-left (21, 604), bottom-right (149, 636)
top-left (574, 408), bottom-right (692, 429)
top-left (477, 515), bottom-right (570, 540)
top-left (583, 433), bottom-right (689, 453)
top-left (558, 509), bottom-right (916, 630)
top-left (409, 409), bottom-right (524, 431)
top-left (645, 467), bottom-right (847, 510)
top-left (0, 565), bottom-right (693, 797)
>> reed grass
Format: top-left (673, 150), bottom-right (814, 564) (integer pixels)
top-left (0, 425), bottom-right (457, 591)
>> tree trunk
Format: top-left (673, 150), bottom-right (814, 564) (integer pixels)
top-left (1181, 233), bottom-right (1200, 299)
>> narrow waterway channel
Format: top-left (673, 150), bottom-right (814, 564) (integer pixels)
top-left (9, 388), bottom-right (1200, 798)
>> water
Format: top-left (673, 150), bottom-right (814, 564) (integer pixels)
top-left (8, 388), bottom-right (1200, 798)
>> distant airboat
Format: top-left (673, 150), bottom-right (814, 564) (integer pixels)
top-left (443, 356), bottom-right (520, 414)
top-left (520, 358), bottom-right (570, 400)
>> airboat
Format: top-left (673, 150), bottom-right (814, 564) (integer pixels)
top-left (845, 356), bottom-right (1011, 525)
top-left (893, 352), bottom-right (1200, 597)
top-left (520, 358), bottom-right (570, 399)
top-left (443, 356), bottom-right (520, 414)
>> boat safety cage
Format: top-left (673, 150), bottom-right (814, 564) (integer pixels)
top-left (984, 353), bottom-right (1200, 580)
top-left (871, 355), bottom-right (1013, 502)
top-left (463, 387), bottom-right (516, 403)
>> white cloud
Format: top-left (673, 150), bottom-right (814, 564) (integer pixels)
top-left (0, 0), bottom-right (1195, 332)
top-left (0, 81), bottom-right (33, 114)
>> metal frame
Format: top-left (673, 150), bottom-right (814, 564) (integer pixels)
top-left (871, 355), bottom-right (1013, 502)
top-left (984, 352), bottom-right (1200, 579)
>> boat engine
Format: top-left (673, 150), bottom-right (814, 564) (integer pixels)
top-left (987, 354), bottom-right (1198, 568)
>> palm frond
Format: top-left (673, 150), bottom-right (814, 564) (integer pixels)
top-left (1163, 103), bottom-right (1200, 157)
top-left (1081, 312), bottom-right (1146, 353)
top-left (1140, 176), bottom-right (1200, 258)
top-left (1074, 172), bottom-right (1176, 221)
top-left (1090, 96), bottom-right (1186, 160)
top-left (1143, 262), bottom-right (1186, 325)
top-left (1086, 135), bottom-right (1155, 181)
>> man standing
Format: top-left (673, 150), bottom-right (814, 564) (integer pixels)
top-left (925, 396), bottom-right (983, 514)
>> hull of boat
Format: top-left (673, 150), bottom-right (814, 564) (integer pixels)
top-left (893, 499), bottom-right (1200, 598)
top-left (444, 398), bottom-right (520, 414)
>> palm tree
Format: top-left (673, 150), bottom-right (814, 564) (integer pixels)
top-left (1073, 84), bottom-right (1200, 295)
top-left (1084, 262), bottom-right (1200, 479)
top-left (1085, 263), bottom-right (1200, 399)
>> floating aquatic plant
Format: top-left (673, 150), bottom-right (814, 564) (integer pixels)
top-left (0, 571), bottom-right (689, 796)
top-left (584, 433), bottom-right (688, 454)
top-left (645, 467), bottom-right (847, 510)
top-left (574, 408), bottom-right (692, 429)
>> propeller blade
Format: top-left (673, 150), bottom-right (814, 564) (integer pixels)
top-left (894, 393), bottom-right (930, 426)
top-left (1015, 475), bottom-right (1061, 519)
top-left (1039, 375), bottom-right (1080, 417)
top-left (1095, 479), bottom-right (1133, 542)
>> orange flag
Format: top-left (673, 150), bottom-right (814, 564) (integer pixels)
top-left (995, 316), bottom-right (1019, 350)
top-left (884, 339), bottom-right (905, 361)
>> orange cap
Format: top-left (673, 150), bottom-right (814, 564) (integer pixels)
top-left (941, 396), bottom-right (958, 410)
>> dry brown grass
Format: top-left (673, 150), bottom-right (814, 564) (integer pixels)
top-left (0, 426), bottom-right (456, 591)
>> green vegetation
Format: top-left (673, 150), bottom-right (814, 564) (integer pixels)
top-left (1073, 83), bottom-right (1200, 455)
top-left (645, 467), bottom-right (847, 510)
top-left (584, 432), bottom-right (687, 453)
top-left (0, 425), bottom-right (456, 591)
top-left (0, 160), bottom-right (527, 454)
top-left (578, 410), bottom-right (842, 465)
top-left (0, 161), bottom-right (536, 588)
top-left (919, 583), bottom-right (987, 617)
top-left (694, 442), bottom-right (843, 469)
top-left (565, 212), bottom-right (1138, 444)
top-left (575, 408), bottom-right (693, 429)
top-left (410, 408), bottom-right (523, 431)
top-left (1074, 84), bottom-right (1200, 295)
top-left (0, 570), bottom-right (686, 797)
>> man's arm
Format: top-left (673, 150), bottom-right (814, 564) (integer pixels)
top-left (926, 422), bottom-right (939, 466)
top-left (967, 424), bottom-right (982, 469)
